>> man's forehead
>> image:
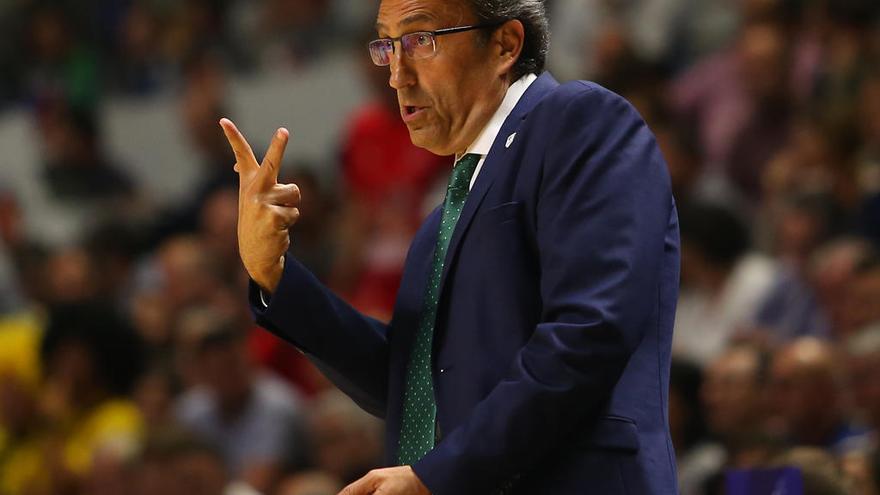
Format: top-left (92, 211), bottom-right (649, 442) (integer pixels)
top-left (375, 0), bottom-right (468, 32)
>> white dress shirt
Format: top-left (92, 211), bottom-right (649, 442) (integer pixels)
top-left (459, 73), bottom-right (538, 190)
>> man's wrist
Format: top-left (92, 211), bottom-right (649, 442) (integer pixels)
top-left (252, 256), bottom-right (285, 295)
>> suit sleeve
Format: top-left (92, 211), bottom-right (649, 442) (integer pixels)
top-left (412, 84), bottom-right (674, 494)
top-left (249, 257), bottom-right (389, 417)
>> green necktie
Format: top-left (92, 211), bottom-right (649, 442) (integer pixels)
top-left (397, 153), bottom-right (481, 465)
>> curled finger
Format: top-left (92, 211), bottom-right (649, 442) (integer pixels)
top-left (269, 205), bottom-right (301, 231)
top-left (264, 183), bottom-right (302, 207)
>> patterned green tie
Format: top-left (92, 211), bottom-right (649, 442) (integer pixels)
top-left (397, 153), bottom-right (481, 465)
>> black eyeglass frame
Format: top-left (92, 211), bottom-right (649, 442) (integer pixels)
top-left (368, 21), bottom-right (507, 66)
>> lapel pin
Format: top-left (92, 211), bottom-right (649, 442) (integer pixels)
top-left (506, 133), bottom-right (516, 149)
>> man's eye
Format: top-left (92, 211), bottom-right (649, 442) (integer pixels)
top-left (417, 34), bottom-right (431, 46)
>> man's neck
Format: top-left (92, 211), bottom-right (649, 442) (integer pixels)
top-left (455, 73), bottom-right (538, 161)
top-left (454, 82), bottom-right (511, 159)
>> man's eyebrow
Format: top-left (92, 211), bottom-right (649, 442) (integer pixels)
top-left (375, 12), bottom-right (437, 33)
top-left (400, 12), bottom-right (435, 26)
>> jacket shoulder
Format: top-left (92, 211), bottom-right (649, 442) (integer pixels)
top-left (536, 80), bottom-right (639, 118)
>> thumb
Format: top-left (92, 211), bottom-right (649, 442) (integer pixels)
top-left (339, 473), bottom-right (375, 495)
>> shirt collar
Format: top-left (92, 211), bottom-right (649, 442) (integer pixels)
top-left (457, 73), bottom-right (538, 162)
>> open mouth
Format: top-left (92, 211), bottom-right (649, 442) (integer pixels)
top-left (401, 105), bottom-right (427, 123)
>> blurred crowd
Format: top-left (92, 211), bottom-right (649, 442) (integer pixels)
top-left (0, 0), bottom-right (879, 494)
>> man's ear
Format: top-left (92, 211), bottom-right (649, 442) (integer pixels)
top-left (494, 19), bottom-right (525, 78)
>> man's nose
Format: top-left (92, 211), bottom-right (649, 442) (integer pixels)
top-left (388, 48), bottom-right (416, 90)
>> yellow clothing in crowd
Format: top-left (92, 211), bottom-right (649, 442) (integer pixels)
top-left (0, 312), bottom-right (144, 495)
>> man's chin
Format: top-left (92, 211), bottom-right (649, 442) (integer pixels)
top-left (407, 128), bottom-right (444, 155)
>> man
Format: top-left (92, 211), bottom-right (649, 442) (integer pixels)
top-left (701, 345), bottom-right (771, 449)
top-left (221, 0), bottom-right (680, 493)
top-left (174, 308), bottom-right (305, 493)
top-left (768, 338), bottom-right (868, 454)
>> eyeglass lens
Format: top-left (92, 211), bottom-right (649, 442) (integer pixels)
top-left (369, 32), bottom-right (437, 66)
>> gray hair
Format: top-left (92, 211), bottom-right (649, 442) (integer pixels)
top-left (468, 0), bottom-right (550, 81)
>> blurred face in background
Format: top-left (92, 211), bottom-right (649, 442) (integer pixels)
top-left (46, 248), bottom-right (98, 303)
top-left (738, 22), bottom-right (790, 103)
top-left (702, 347), bottom-right (767, 439)
top-left (841, 267), bottom-right (880, 335)
top-left (375, 0), bottom-right (518, 156)
top-left (0, 375), bottom-right (37, 436)
top-left (859, 77), bottom-right (880, 146)
top-left (199, 188), bottom-right (239, 266)
top-left (171, 451), bottom-right (227, 495)
top-left (197, 335), bottom-right (253, 415)
top-left (809, 241), bottom-right (870, 337)
top-left (768, 339), bottom-right (842, 443)
top-left (44, 340), bottom-right (101, 414)
top-left (847, 348), bottom-right (880, 429)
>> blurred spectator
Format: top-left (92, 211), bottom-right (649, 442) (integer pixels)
top-left (112, 2), bottom-right (166, 95)
top-left (703, 345), bottom-right (773, 454)
top-left (768, 338), bottom-right (868, 453)
top-left (672, 16), bottom-right (798, 200)
top-left (246, 0), bottom-right (334, 68)
top-left (132, 235), bottom-right (228, 351)
top-left (37, 103), bottom-right (134, 202)
top-left (133, 429), bottom-right (261, 495)
top-left (83, 220), bottom-right (145, 306)
top-left (151, 51), bottom-right (234, 245)
top-left (0, 311), bottom-right (43, 495)
top-left (808, 238), bottom-right (876, 337)
top-left (22, 4), bottom-right (100, 108)
top-left (653, 116), bottom-right (704, 202)
top-left (285, 169), bottom-right (338, 283)
top-left (810, 0), bottom-right (880, 137)
top-left (674, 202), bottom-right (779, 364)
top-left (35, 303), bottom-right (145, 495)
top-left (44, 246), bottom-right (101, 304)
top-left (276, 470), bottom-right (344, 495)
top-left (847, 323), bottom-right (880, 436)
top-left (133, 364), bottom-right (180, 434)
top-left (751, 195), bottom-right (836, 340)
top-left (873, 448), bottom-right (880, 495)
top-left (547, 0), bottom-right (738, 82)
top-left (840, 449), bottom-right (880, 495)
top-left (0, 244), bottom-right (20, 315)
top-left (856, 73), bottom-right (880, 245)
top-left (199, 187), bottom-right (243, 282)
top-left (771, 447), bottom-right (851, 495)
top-left (174, 309), bottom-right (305, 493)
top-left (669, 359), bottom-right (714, 495)
top-left (0, 191), bottom-right (24, 314)
top-left (838, 256), bottom-right (880, 338)
top-left (689, 344), bottom-right (781, 494)
top-left (305, 389), bottom-right (383, 485)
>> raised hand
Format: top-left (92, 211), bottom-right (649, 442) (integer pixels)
top-left (220, 118), bottom-right (301, 294)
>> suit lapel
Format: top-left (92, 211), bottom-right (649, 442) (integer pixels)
top-left (437, 72), bottom-right (560, 295)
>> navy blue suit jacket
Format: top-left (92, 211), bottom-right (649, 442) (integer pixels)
top-left (251, 73), bottom-right (681, 494)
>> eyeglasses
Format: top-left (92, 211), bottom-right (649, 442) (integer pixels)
top-left (368, 22), bottom-right (503, 67)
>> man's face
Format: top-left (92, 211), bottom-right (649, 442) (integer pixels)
top-left (701, 350), bottom-right (765, 437)
top-left (376, 0), bottom-right (508, 156)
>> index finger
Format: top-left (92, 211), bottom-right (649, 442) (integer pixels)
top-left (219, 118), bottom-right (259, 177)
